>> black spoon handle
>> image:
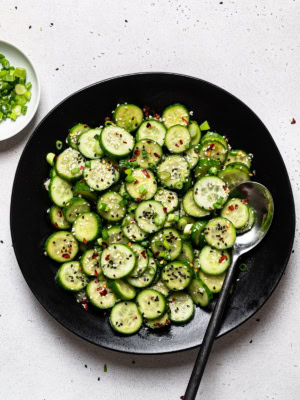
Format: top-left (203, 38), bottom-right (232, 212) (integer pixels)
top-left (184, 253), bottom-right (240, 400)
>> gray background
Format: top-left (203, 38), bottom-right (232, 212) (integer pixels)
top-left (0, 1), bottom-right (299, 399)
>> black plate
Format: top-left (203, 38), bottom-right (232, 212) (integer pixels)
top-left (10, 73), bottom-right (295, 354)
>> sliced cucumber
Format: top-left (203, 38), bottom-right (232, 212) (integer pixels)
top-left (49, 167), bottom-right (57, 178)
top-left (154, 187), bottom-right (179, 214)
top-left (49, 205), bottom-right (70, 229)
top-left (57, 261), bottom-right (89, 291)
top-left (193, 176), bottom-right (228, 211)
top-left (49, 176), bottom-right (73, 207)
top-left (188, 279), bottom-right (213, 306)
top-left (177, 242), bottom-right (194, 263)
top-left (150, 279), bottom-right (170, 297)
top-left (45, 231), bottom-right (79, 262)
top-left (168, 292), bottom-right (194, 324)
top-left (67, 123), bottom-right (89, 150)
top-left (100, 125), bottom-right (135, 158)
top-left (225, 162), bottom-right (250, 174)
top-left (78, 128), bottom-right (103, 159)
top-left (177, 216), bottom-right (196, 231)
top-left (225, 149), bottom-right (252, 169)
top-left (151, 228), bottom-right (182, 261)
top-left (97, 191), bottom-right (126, 222)
top-left (189, 121), bottom-right (201, 145)
top-left (110, 301), bottom-right (142, 335)
top-left (157, 155), bottom-right (190, 190)
top-left (136, 119), bottom-right (166, 146)
top-left (113, 104), bottom-right (144, 132)
top-left (125, 168), bottom-right (157, 200)
top-left (199, 245), bottom-right (231, 275)
top-left (108, 279), bottom-right (136, 300)
top-left (164, 210), bottom-right (180, 228)
top-left (198, 140), bottom-right (227, 163)
top-left (136, 289), bottom-right (167, 319)
top-left (133, 139), bottom-right (162, 168)
top-left (63, 197), bottom-right (91, 223)
top-left (80, 248), bottom-right (102, 276)
top-left (201, 132), bottom-right (228, 149)
top-left (183, 190), bottom-right (211, 218)
top-left (183, 146), bottom-right (199, 169)
top-left (87, 279), bottom-right (117, 309)
top-left (161, 261), bottom-right (192, 291)
top-left (237, 206), bottom-right (256, 234)
top-left (145, 312), bottom-right (171, 329)
top-left (162, 104), bottom-right (190, 129)
top-left (165, 125), bottom-right (191, 153)
top-left (101, 244), bottom-right (136, 279)
top-left (204, 217), bottom-right (236, 249)
top-left (83, 159), bottom-right (117, 191)
top-left (55, 147), bottom-right (85, 181)
top-left (102, 225), bottom-right (128, 245)
top-left (73, 180), bottom-right (97, 203)
top-left (218, 167), bottom-right (250, 190)
top-left (126, 257), bottom-right (157, 288)
top-left (72, 212), bottom-right (102, 243)
top-left (128, 243), bottom-right (149, 277)
top-left (122, 215), bottom-right (148, 242)
top-left (221, 198), bottom-right (249, 229)
top-left (194, 159), bottom-right (222, 179)
top-left (199, 269), bottom-right (226, 293)
top-left (191, 221), bottom-right (207, 248)
top-left (135, 200), bottom-right (166, 233)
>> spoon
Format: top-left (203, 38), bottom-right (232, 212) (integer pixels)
top-left (184, 181), bottom-right (274, 400)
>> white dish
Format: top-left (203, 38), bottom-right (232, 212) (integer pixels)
top-left (0, 40), bottom-right (40, 141)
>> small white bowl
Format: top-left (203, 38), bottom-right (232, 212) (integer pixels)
top-left (0, 40), bottom-right (40, 141)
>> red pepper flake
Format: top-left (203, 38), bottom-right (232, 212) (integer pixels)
top-left (115, 132), bottom-right (119, 136)
top-left (54, 222), bottom-right (59, 228)
top-left (82, 296), bottom-right (87, 304)
top-left (114, 165), bottom-right (119, 171)
top-left (134, 180), bottom-right (139, 185)
top-left (179, 139), bottom-right (183, 145)
top-left (146, 122), bottom-right (152, 128)
top-left (141, 250), bottom-right (147, 259)
top-left (228, 205), bottom-right (234, 211)
top-left (134, 149), bottom-right (141, 156)
top-left (223, 185), bottom-right (227, 190)
top-left (83, 125), bottom-right (88, 128)
top-left (142, 169), bottom-right (150, 178)
top-left (133, 315), bottom-right (138, 319)
top-left (172, 298), bottom-right (176, 302)
top-left (291, 118), bottom-right (296, 124)
top-left (137, 198), bottom-right (142, 203)
top-left (104, 117), bottom-right (110, 121)
top-left (83, 238), bottom-right (87, 245)
top-left (180, 396), bottom-right (184, 400)
top-left (80, 165), bottom-right (84, 170)
top-left (100, 289), bottom-right (107, 297)
top-left (143, 105), bottom-right (150, 117)
top-left (235, 204), bottom-right (238, 209)
top-left (58, 210), bottom-right (63, 217)
top-left (209, 143), bottom-right (215, 151)
top-left (219, 255), bottom-right (228, 263)
top-left (182, 117), bottom-right (189, 125)
top-left (94, 269), bottom-right (99, 278)
top-left (155, 322), bottom-right (164, 327)
top-left (153, 112), bottom-right (160, 120)
top-left (62, 253), bottom-right (70, 259)
top-left (105, 254), bottom-right (110, 261)
top-left (166, 319), bottom-right (171, 325)
top-left (130, 157), bottom-right (137, 162)
top-left (242, 199), bottom-right (248, 204)
top-left (163, 207), bottom-right (167, 213)
top-left (83, 303), bottom-right (88, 311)
top-left (175, 143), bottom-right (179, 147)
top-left (154, 152), bottom-right (161, 158)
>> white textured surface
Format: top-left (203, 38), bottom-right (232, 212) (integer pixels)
top-left (0, 1), bottom-right (299, 399)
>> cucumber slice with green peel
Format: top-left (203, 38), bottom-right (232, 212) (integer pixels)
top-left (49, 167), bottom-right (57, 178)
top-left (133, 139), bottom-right (162, 168)
top-left (113, 104), bottom-right (144, 132)
top-left (104, 157), bottom-right (120, 182)
top-left (151, 228), bottom-right (182, 261)
top-left (55, 147), bottom-right (85, 181)
top-left (161, 261), bottom-right (192, 291)
top-left (193, 176), bottom-right (229, 211)
top-left (189, 121), bottom-right (201, 145)
top-left (237, 206), bottom-right (256, 234)
top-left (80, 248), bottom-right (102, 276)
top-left (63, 197), bottom-right (91, 223)
top-left (128, 243), bottom-right (149, 277)
top-left (110, 301), bottom-right (143, 335)
top-left (122, 215), bottom-right (148, 242)
top-left (72, 212), bottom-right (102, 243)
top-left (199, 245), bottom-right (231, 275)
top-left (49, 205), bottom-right (70, 229)
top-left (136, 289), bottom-right (167, 319)
top-left (150, 279), bottom-right (170, 297)
top-left (97, 192), bottom-right (126, 222)
top-left (198, 140), bottom-right (228, 163)
top-left (102, 225), bottom-right (129, 245)
top-left (201, 132), bottom-right (228, 149)
top-left (108, 279), bottom-right (136, 300)
top-left (183, 146), bottom-right (199, 169)
top-left (188, 278), bottom-right (213, 306)
top-left (204, 217), bottom-right (236, 249)
top-left (87, 279), bottom-right (117, 309)
top-left (221, 198), bottom-right (249, 229)
top-left (154, 187), bottom-right (179, 214)
top-left (168, 292), bottom-right (194, 324)
top-left (49, 175), bottom-right (73, 207)
top-left (183, 190), bottom-right (211, 218)
top-left (191, 221), bottom-right (207, 248)
top-left (157, 155), bottom-right (190, 190)
top-left (83, 159), bottom-right (117, 191)
top-left (136, 119), bottom-right (166, 146)
top-left (218, 167), bottom-right (250, 190)
top-left (198, 269), bottom-right (226, 293)
top-left (177, 242), bottom-right (194, 263)
top-left (101, 244), bottom-right (136, 279)
top-left (145, 312), bottom-right (171, 329)
top-left (45, 231), bottom-right (79, 262)
top-left (162, 104), bottom-right (190, 129)
top-left (126, 257), bottom-right (157, 288)
top-left (165, 125), bottom-right (191, 154)
top-left (100, 125), bottom-right (135, 158)
top-left (194, 159), bottom-right (222, 179)
top-left (57, 261), bottom-right (89, 291)
top-left (125, 168), bottom-right (157, 200)
top-left (225, 162), bottom-right (250, 174)
top-left (67, 123), bottom-right (90, 150)
top-left (78, 128), bottom-right (103, 159)
top-left (135, 200), bottom-right (166, 233)
top-left (72, 180), bottom-right (97, 203)
top-left (225, 149), bottom-right (252, 169)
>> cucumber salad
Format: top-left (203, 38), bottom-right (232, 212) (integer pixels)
top-left (44, 103), bottom-right (255, 335)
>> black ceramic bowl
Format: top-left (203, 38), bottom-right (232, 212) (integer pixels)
top-left (11, 73), bottom-right (295, 354)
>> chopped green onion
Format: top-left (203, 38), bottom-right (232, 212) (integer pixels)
top-left (154, 217), bottom-right (164, 226)
top-left (105, 120), bottom-right (114, 127)
top-left (163, 239), bottom-right (171, 250)
top-left (141, 240), bottom-right (150, 247)
top-left (142, 150), bottom-right (148, 159)
top-left (15, 67), bottom-right (26, 79)
top-left (180, 234), bottom-right (190, 240)
top-left (99, 203), bottom-right (110, 212)
top-left (119, 199), bottom-right (128, 207)
top-left (128, 204), bottom-right (137, 213)
top-left (122, 192), bottom-right (131, 200)
top-left (213, 196), bottom-right (224, 209)
top-left (1, 58), bottom-right (10, 69)
top-left (24, 90), bottom-right (31, 101)
top-left (71, 168), bottom-right (80, 175)
top-left (239, 263), bottom-right (248, 272)
top-left (25, 82), bottom-right (32, 90)
top-left (56, 140), bottom-right (63, 150)
top-left (15, 84), bottom-right (26, 95)
top-left (159, 251), bottom-right (169, 260)
top-left (139, 184), bottom-right (147, 195)
top-left (208, 166), bottom-right (218, 176)
top-left (199, 120), bottom-right (210, 131)
top-left (97, 238), bottom-right (103, 246)
top-left (125, 175), bottom-right (135, 183)
top-left (0, 111), bottom-right (3, 121)
top-left (155, 240), bottom-right (163, 246)
top-left (125, 168), bottom-right (132, 175)
top-left (102, 229), bottom-right (109, 240)
top-left (21, 105), bottom-right (27, 115)
top-left (85, 160), bottom-right (91, 168)
top-left (46, 152), bottom-right (56, 166)
top-left (174, 182), bottom-right (183, 190)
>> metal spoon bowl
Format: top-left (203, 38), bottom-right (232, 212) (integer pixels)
top-left (184, 182), bottom-right (274, 400)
